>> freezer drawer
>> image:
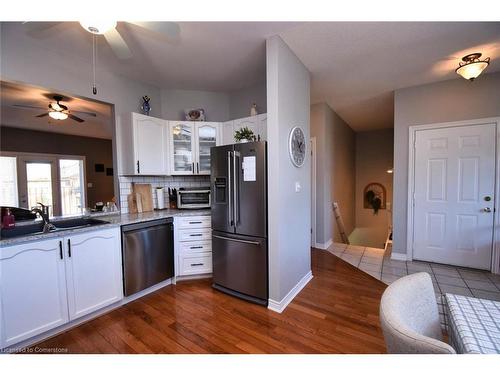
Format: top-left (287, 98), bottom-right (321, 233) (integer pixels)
top-left (212, 231), bottom-right (268, 305)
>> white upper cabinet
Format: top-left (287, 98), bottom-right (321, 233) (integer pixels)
top-left (168, 121), bottom-right (221, 175)
top-left (121, 113), bottom-right (169, 175)
top-left (222, 120), bottom-right (234, 145)
top-left (0, 238), bottom-right (69, 348)
top-left (64, 227), bottom-right (123, 320)
top-left (221, 113), bottom-right (267, 145)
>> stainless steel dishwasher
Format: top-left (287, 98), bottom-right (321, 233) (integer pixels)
top-left (121, 218), bottom-right (174, 296)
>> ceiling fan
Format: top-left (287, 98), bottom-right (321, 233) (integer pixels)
top-left (12, 95), bottom-right (97, 123)
top-left (25, 21), bottom-right (180, 60)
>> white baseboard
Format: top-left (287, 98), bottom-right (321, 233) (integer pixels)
top-left (391, 252), bottom-right (408, 261)
top-left (314, 239), bottom-right (333, 250)
top-left (268, 270), bottom-right (313, 313)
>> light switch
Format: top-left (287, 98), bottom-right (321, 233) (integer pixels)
top-left (87, 182), bottom-right (93, 188)
top-left (295, 181), bottom-right (301, 192)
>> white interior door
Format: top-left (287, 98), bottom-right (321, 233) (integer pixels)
top-left (413, 123), bottom-right (496, 269)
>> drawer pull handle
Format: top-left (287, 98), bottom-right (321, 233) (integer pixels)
top-left (191, 263), bottom-right (204, 266)
top-left (190, 234), bottom-right (203, 237)
top-left (190, 246), bottom-right (203, 249)
top-left (189, 221), bottom-right (202, 224)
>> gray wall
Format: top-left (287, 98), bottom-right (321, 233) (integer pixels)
top-left (350, 129), bottom-right (393, 248)
top-left (393, 72), bottom-right (500, 255)
top-left (267, 36), bottom-right (311, 303)
top-left (228, 82), bottom-right (267, 119)
top-left (310, 103), bottom-right (356, 246)
top-left (160, 89), bottom-right (230, 122)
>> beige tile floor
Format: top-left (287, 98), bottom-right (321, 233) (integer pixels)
top-left (326, 242), bottom-right (500, 326)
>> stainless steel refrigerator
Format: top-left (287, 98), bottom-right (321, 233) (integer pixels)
top-left (211, 141), bottom-right (268, 306)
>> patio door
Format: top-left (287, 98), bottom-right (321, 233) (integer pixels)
top-left (412, 122), bottom-right (496, 270)
top-left (17, 156), bottom-right (60, 216)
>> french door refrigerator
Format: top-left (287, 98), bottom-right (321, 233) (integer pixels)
top-left (211, 141), bottom-right (268, 306)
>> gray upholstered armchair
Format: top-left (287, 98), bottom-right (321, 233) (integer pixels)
top-left (379, 272), bottom-right (456, 354)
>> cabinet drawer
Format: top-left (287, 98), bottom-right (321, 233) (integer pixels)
top-left (177, 216), bottom-right (211, 229)
top-left (179, 254), bottom-right (212, 275)
top-left (180, 240), bottom-right (212, 255)
top-left (178, 228), bottom-right (211, 242)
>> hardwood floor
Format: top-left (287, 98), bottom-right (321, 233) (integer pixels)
top-left (33, 249), bottom-right (388, 353)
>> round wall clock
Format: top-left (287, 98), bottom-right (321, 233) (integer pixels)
top-left (288, 126), bottom-right (306, 167)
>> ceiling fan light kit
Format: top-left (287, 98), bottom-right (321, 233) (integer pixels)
top-left (79, 21), bottom-right (117, 35)
top-left (49, 110), bottom-right (68, 120)
top-left (455, 53), bottom-right (490, 81)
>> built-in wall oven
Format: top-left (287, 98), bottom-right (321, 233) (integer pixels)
top-left (121, 218), bottom-right (174, 296)
top-left (177, 187), bottom-right (211, 209)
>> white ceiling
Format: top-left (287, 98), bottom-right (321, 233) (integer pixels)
top-left (2, 22), bottom-right (499, 131)
top-left (280, 22), bottom-right (500, 131)
top-left (1, 80), bottom-right (113, 139)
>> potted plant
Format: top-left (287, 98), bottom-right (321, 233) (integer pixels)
top-left (234, 127), bottom-right (256, 143)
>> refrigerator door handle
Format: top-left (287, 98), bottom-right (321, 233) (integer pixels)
top-left (227, 150), bottom-right (233, 226)
top-left (213, 234), bottom-right (260, 246)
top-left (233, 150), bottom-right (241, 226)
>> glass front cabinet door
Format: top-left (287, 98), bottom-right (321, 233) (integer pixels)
top-left (169, 121), bottom-right (220, 175)
top-left (195, 123), bottom-right (218, 175)
top-left (169, 122), bottom-right (194, 175)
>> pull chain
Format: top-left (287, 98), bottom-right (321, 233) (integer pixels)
top-left (92, 34), bottom-right (97, 95)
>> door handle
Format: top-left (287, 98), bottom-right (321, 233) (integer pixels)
top-left (227, 151), bottom-right (233, 226)
top-left (197, 162), bottom-right (199, 174)
top-left (59, 240), bottom-right (63, 260)
top-left (213, 234), bottom-right (260, 246)
top-left (137, 160), bottom-right (140, 174)
top-left (233, 151), bottom-right (240, 225)
top-left (67, 238), bottom-right (72, 257)
top-left (482, 207), bottom-right (492, 213)
top-left (192, 162), bottom-right (195, 174)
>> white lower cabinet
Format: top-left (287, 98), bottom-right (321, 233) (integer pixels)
top-left (0, 238), bottom-right (69, 348)
top-left (0, 227), bottom-right (122, 349)
top-left (175, 216), bottom-right (212, 277)
top-left (65, 228), bottom-right (123, 320)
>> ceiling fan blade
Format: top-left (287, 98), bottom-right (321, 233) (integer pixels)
top-left (104, 28), bottom-right (133, 59)
top-left (22, 21), bottom-right (61, 35)
top-left (127, 21), bottom-right (180, 39)
top-left (70, 110), bottom-right (97, 117)
top-left (68, 114), bottom-right (85, 123)
top-left (12, 104), bottom-right (47, 110)
top-left (35, 113), bottom-right (49, 118)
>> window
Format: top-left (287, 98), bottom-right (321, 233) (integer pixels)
top-left (1, 152), bottom-right (86, 216)
top-left (0, 156), bottom-right (19, 206)
top-left (59, 159), bottom-right (85, 216)
top-left (26, 162), bottom-right (54, 211)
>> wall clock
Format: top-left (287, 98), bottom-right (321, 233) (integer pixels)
top-left (288, 126), bottom-right (306, 167)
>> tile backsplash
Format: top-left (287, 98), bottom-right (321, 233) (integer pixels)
top-left (119, 175), bottom-right (210, 213)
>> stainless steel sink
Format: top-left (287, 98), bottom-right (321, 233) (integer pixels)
top-left (1, 218), bottom-right (110, 239)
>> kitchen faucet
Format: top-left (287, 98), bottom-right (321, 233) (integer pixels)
top-left (31, 202), bottom-right (56, 233)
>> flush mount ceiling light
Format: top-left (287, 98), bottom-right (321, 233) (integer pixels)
top-left (456, 53), bottom-right (490, 81)
top-left (79, 21), bottom-right (117, 35)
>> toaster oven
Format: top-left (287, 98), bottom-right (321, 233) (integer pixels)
top-left (177, 187), bottom-right (211, 209)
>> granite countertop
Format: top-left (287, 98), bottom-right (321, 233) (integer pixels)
top-left (0, 209), bottom-right (211, 247)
